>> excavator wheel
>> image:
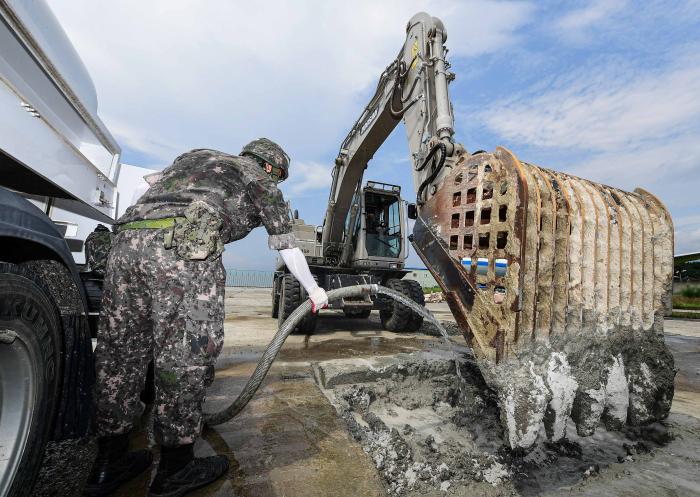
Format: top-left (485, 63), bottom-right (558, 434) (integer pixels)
top-left (278, 274), bottom-right (318, 334)
top-left (277, 274), bottom-right (300, 329)
top-left (400, 279), bottom-right (425, 332)
top-left (271, 277), bottom-right (280, 319)
top-left (297, 274), bottom-right (320, 334)
top-left (380, 278), bottom-right (423, 332)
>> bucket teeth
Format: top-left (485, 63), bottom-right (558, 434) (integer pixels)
top-left (415, 147), bottom-right (676, 450)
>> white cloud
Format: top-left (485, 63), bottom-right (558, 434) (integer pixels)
top-left (480, 52), bottom-right (700, 153)
top-left (474, 46), bottom-right (700, 255)
top-left (675, 214), bottom-right (700, 229)
top-left (565, 133), bottom-right (699, 191)
top-left (676, 226), bottom-right (700, 255)
top-left (554, 0), bottom-right (628, 42)
top-left (282, 160), bottom-right (333, 196)
top-left (46, 0), bottom-right (533, 165)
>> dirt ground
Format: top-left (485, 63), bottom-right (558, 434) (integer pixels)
top-left (35, 287), bottom-right (700, 497)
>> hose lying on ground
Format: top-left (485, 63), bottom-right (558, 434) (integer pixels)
top-left (204, 283), bottom-right (453, 426)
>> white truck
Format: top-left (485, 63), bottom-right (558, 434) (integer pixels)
top-left (0, 2), bottom-right (122, 495)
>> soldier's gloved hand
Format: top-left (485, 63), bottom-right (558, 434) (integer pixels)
top-left (308, 286), bottom-right (329, 313)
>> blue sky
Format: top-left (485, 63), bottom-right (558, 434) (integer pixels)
top-left (48, 0), bottom-right (700, 269)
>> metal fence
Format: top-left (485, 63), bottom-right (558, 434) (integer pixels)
top-left (225, 269), bottom-right (275, 288)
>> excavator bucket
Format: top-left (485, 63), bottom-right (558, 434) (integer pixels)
top-left (412, 147), bottom-right (675, 449)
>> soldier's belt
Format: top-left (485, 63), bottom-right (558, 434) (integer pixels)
top-left (117, 217), bottom-right (186, 232)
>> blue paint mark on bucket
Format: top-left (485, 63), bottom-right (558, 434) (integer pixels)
top-left (477, 257), bottom-right (489, 276)
top-left (495, 258), bottom-right (508, 277)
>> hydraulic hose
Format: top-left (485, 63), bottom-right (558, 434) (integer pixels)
top-left (204, 284), bottom-right (452, 426)
top-left (416, 141), bottom-right (447, 204)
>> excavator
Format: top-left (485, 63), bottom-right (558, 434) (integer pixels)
top-left (273, 179), bottom-right (426, 333)
top-left (279, 12), bottom-right (676, 450)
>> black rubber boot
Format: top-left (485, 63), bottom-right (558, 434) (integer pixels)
top-left (149, 444), bottom-right (229, 497)
top-left (83, 432), bottom-right (153, 496)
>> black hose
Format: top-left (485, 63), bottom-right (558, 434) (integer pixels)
top-left (389, 58), bottom-right (422, 119)
top-left (203, 284), bottom-right (451, 426)
top-left (414, 142), bottom-right (445, 172)
top-left (416, 142), bottom-right (447, 204)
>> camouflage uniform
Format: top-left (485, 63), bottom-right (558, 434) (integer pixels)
top-left (94, 148), bottom-right (296, 447)
top-left (84, 225), bottom-right (114, 276)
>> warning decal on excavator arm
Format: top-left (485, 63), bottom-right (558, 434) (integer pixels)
top-left (411, 39), bottom-right (419, 70)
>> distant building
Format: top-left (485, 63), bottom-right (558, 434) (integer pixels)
top-left (404, 268), bottom-right (438, 288)
top-left (674, 251), bottom-right (700, 294)
top-left (675, 253), bottom-right (700, 281)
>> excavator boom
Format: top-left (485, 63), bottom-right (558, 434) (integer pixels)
top-left (329, 12), bottom-right (675, 449)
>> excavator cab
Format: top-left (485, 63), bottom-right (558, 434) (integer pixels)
top-left (274, 179), bottom-right (425, 333)
top-left (349, 181), bottom-right (407, 264)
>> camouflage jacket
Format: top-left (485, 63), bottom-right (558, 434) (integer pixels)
top-left (84, 229), bottom-right (114, 274)
top-left (117, 149), bottom-right (296, 250)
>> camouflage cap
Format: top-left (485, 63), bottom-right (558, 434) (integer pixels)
top-left (241, 138), bottom-right (290, 180)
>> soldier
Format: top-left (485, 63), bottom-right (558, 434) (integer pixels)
top-left (84, 224), bottom-right (114, 276)
top-left (85, 139), bottom-right (328, 497)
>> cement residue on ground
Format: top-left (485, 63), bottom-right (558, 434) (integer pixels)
top-left (318, 350), bottom-right (700, 497)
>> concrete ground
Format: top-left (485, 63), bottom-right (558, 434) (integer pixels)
top-left (34, 287), bottom-right (700, 496)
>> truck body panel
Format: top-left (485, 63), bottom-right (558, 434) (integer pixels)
top-left (0, 0), bottom-right (120, 222)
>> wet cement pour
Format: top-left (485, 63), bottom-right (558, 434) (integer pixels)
top-left (315, 349), bottom-right (700, 497)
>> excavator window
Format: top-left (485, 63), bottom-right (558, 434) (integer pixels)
top-left (364, 191), bottom-right (401, 258)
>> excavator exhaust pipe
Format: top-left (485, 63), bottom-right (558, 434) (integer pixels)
top-left (413, 147), bottom-right (675, 449)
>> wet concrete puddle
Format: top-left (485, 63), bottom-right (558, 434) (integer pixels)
top-left (33, 324), bottom-right (700, 497)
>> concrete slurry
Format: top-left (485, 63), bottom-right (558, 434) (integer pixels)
top-left (33, 287), bottom-right (700, 497)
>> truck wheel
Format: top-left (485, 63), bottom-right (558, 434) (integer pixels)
top-left (344, 308), bottom-right (371, 319)
top-left (400, 279), bottom-right (425, 332)
top-left (0, 262), bottom-right (62, 497)
top-left (379, 278), bottom-right (412, 332)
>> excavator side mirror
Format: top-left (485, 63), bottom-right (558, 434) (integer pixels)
top-left (407, 203), bottom-right (418, 220)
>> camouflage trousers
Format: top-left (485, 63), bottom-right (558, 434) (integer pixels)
top-left (94, 228), bottom-right (225, 446)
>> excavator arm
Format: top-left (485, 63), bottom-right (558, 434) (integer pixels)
top-left (323, 13), bottom-right (462, 261)
top-left (327, 12), bottom-right (675, 449)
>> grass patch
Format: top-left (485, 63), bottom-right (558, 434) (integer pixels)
top-left (423, 286), bottom-right (442, 294)
top-left (673, 295), bottom-right (700, 310)
top-left (680, 286), bottom-right (700, 298)
top-left (671, 311), bottom-right (700, 320)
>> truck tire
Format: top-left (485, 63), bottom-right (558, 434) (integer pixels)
top-left (379, 278), bottom-right (412, 332)
top-left (0, 262), bottom-right (62, 497)
top-left (400, 279), bottom-right (425, 332)
top-left (79, 271), bottom-right (103, 312)
top-left (79, 271), bottom-right (103, 337)
top-left (343, 308), bottom-right (371, 319)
